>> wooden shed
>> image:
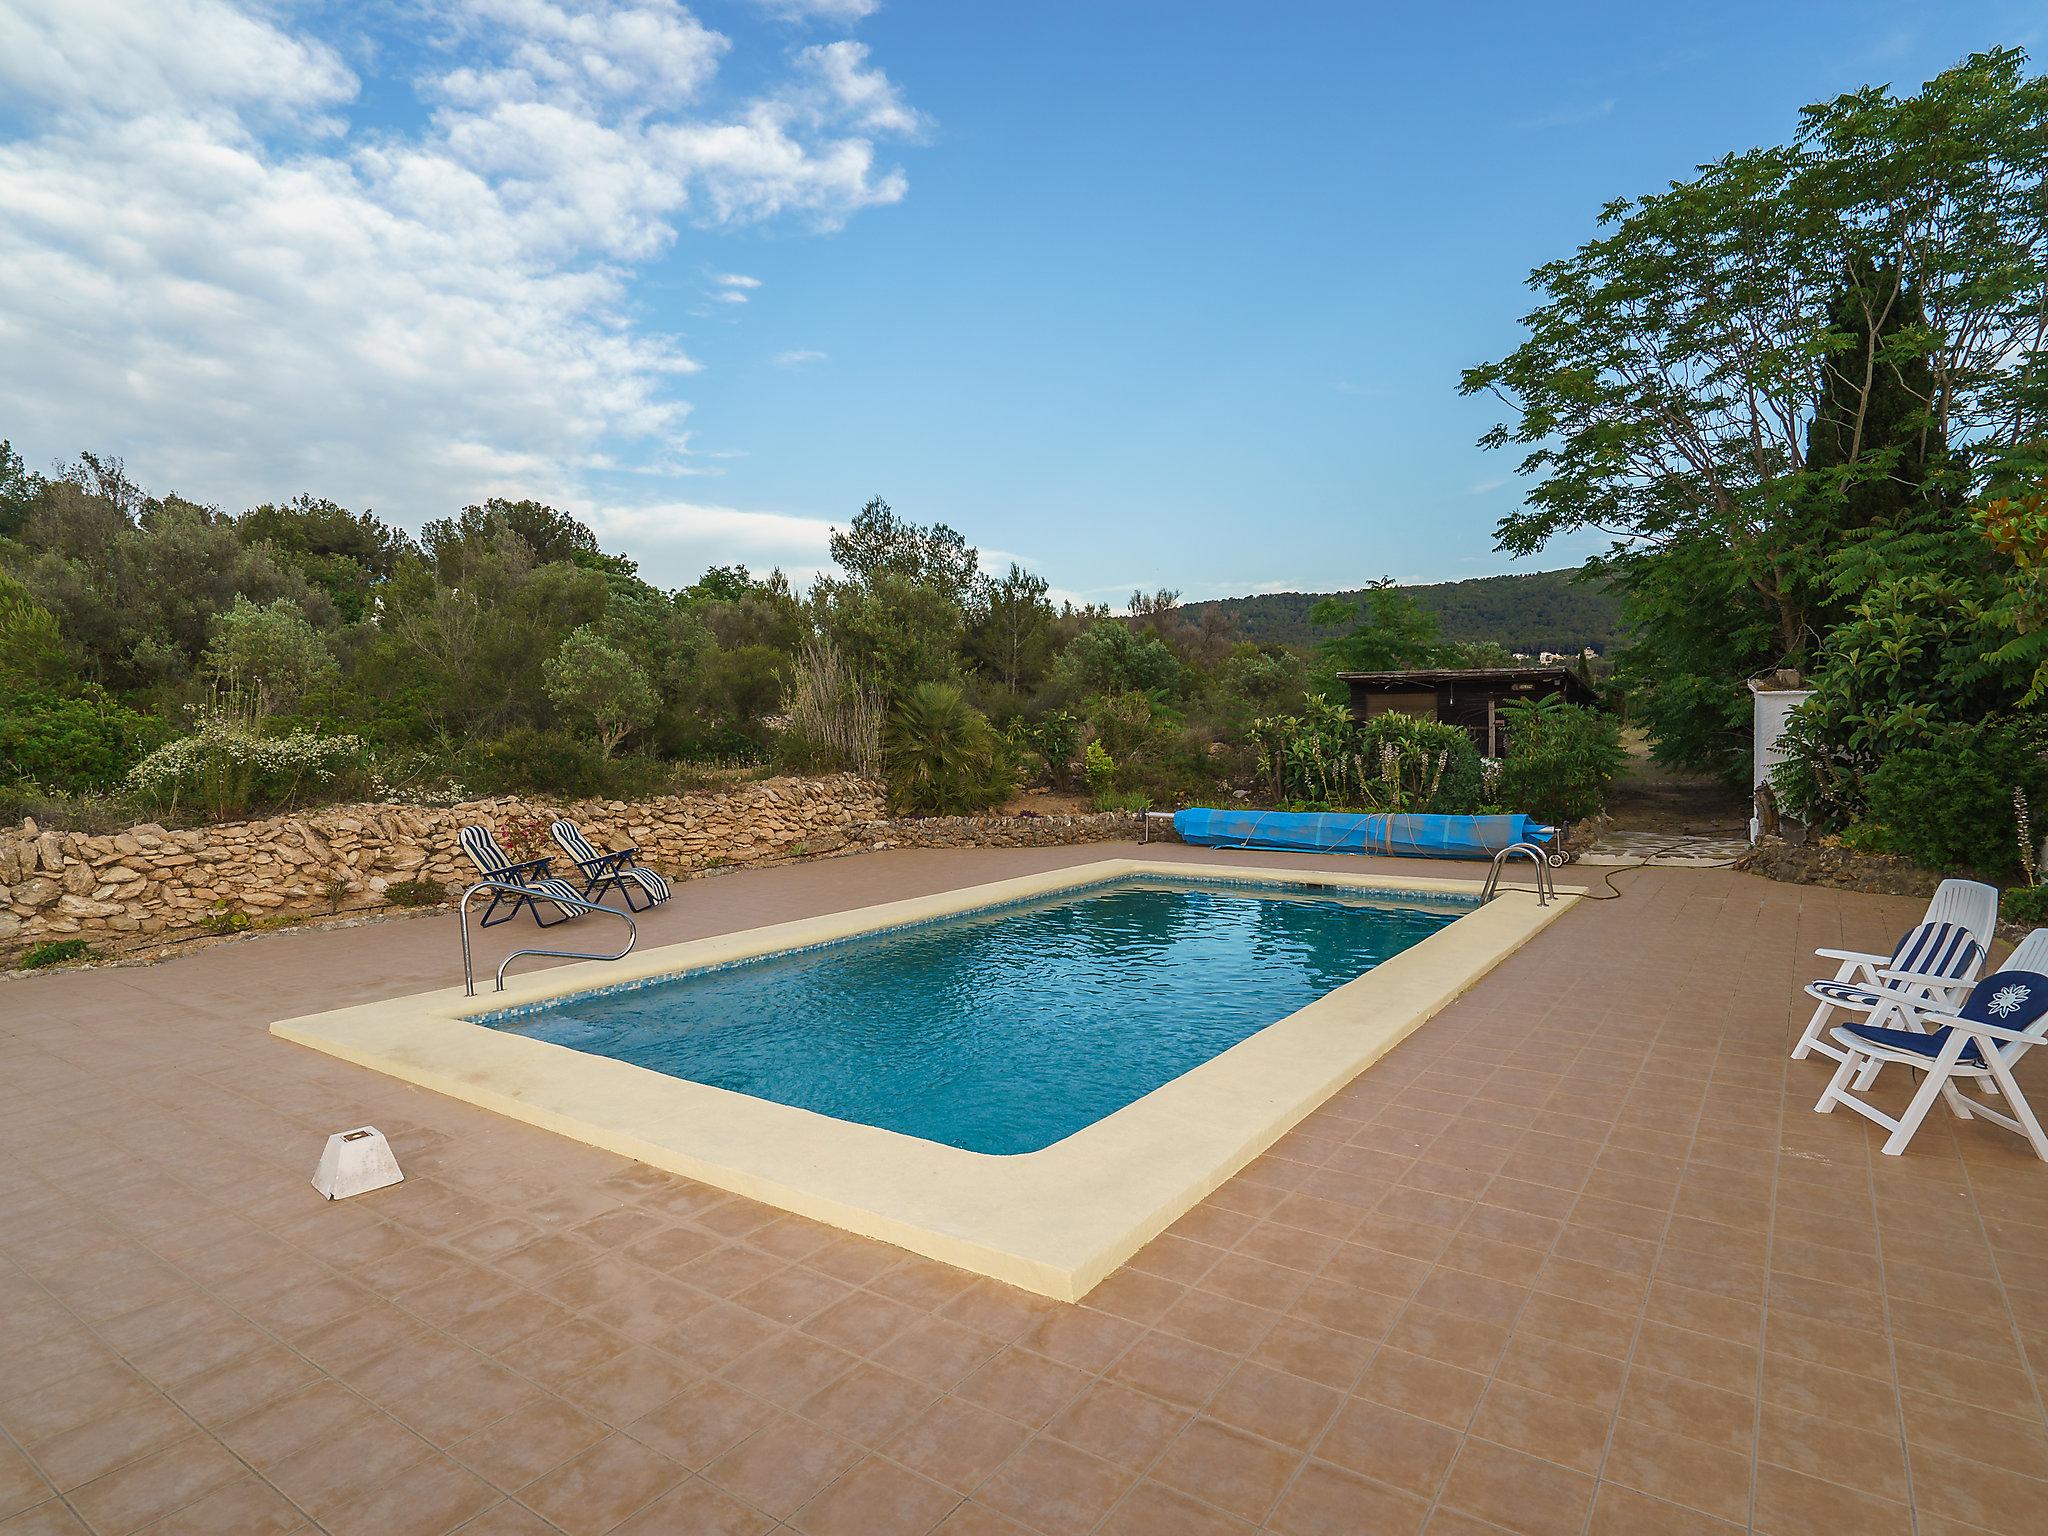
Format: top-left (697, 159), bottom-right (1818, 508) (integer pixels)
top-left (1338, 666), bottom-right (1598, 757)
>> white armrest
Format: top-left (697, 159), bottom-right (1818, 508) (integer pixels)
top-left (1943, 1015), bottom-right (2048, 1047)
top-left (1876, 966), bottom-right (1978, 992)
top-left (1815, 946), bottom-right (1887, 965)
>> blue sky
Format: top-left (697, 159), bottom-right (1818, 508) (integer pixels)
top-left (0, 1), bottom-right (2041, 604)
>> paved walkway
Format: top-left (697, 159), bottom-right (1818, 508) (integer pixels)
top-left (1577, 832), bottom-right (1754, 868)
top-left (3, 844), bottom-right (2045, 1535)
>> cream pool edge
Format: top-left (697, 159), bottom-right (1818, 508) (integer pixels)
top-left (270, 858), bottom-right (1579, 1301)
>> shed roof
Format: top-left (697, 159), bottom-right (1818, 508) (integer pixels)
top-left (1335, 665), bottom-right (1593, 692)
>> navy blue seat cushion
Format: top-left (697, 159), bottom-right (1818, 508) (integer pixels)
top-left (1832, 972), bottom-right (2048, 1069)
top-left (1833, 1023), bottom-right (1986, 1068)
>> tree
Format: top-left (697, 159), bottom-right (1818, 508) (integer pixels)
top-left (828, 498), bottom-right (980, 604)
top-left (237, 496), bottom-right (415, 622)
top-left (423, 499), bottom-right (626, 580)
top-left (965, 563), bottom-right (1056, 690)
top-left (1311, 579), bottom-right (1452, 672)
top-left (0, 569), bottom-right (69, 689)
top-left (1053, 622), bottom-right (1183, 697)
top-left (687, 564), bottom-right (754, 604)
top-left (0, 439), bottom-right (41, 541)
top-left (203, 596), bottom-right (336, 715)
top-left (1463, 48), bottom-right (2048, 772)
top-left (543, 626), bottom-right (658, 757)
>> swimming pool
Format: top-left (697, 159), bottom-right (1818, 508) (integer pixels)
top-left (475, 876), bottom-right (1468, 1154)
top-left (275, 858), bottom-right (1571, 1298)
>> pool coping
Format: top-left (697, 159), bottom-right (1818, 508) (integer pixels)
top-left (270, 858), bottom-right (1579, 1300)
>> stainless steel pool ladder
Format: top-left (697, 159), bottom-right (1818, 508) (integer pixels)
top-left (459, 880), bottom-right (637, 996)
top-left (1479, 842), bottom-right (1558, 906)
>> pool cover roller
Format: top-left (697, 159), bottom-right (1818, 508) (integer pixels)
top-left (1171, 808), bottom-right (1554, 860)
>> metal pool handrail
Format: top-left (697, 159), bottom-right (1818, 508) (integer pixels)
top-left (459, 880), bottom-right (637, 996)
top-left (1479, 842), bottom-right (1556, 906)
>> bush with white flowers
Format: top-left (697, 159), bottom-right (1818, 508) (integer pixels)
top-left (128, 713), bottom-right (364, 819)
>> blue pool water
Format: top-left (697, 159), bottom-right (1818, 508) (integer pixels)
top-left (480, 877), bottom-right (1467, 1155)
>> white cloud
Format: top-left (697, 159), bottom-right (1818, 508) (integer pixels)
top-left (772, 348), bottom-right (827, 366)
top-left (0, 0), bottom-right (924, 562)
top-left (0, 0), bottom-right (356, 125)
top-left (753, 0), bottom-right (881, 22)
top-left (712, 272), bottom-right (761, 288)
top-left (796, 41), bottom-right (925, 136)
top-left (585, 497), bottom-right (838, 584)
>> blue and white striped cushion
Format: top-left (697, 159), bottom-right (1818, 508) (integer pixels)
top-left (551, 819), bottom-right (604, 868)
top-left (553, 818), bottom-right (668, 902)
top-left (622, 867), bottom-right (670, 902)
top-left (1806, 980), bottom-right (1886, 1009)
top-left (459, 823), bottom-right (514, 876)
top-left (1888, 921), bottom-right (1983, 982)
top-left (534, 877), bottom-right (587, 916)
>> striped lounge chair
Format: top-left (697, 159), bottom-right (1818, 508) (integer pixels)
top-left (1815, 931), bottom-right (2048, 1161)
top-left (1791, 920), bottom-right (1987, 1066)
top-left (457, 824), bottom-right (589, 928)
top-left (550, 819), bottom-right (671, 913)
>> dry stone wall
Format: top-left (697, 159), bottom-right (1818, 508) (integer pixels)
top-left (0, 777), bottom-right (1154, 966)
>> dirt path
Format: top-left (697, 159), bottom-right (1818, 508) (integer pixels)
top-left (1603, 728), bottom-right (1750, 837)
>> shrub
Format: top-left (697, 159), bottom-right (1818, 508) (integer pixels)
top-left (19, 938), bottom-right (95, 969)
top-left (1011, 709), bottom-right (1080, 789)
top-left (778, 638), bottom-right (882, 775)
top-left (202, 596), bottom-right (336, 715)
top-left (385, 878), bottom-right (448, 908)
top-left (200, 905), bottom-right (251, 936)
top-left (2002, 885), bottom-right (2048, 926)
top-left (1083, 739), bottom-right (1116, 801)
top-left (0, 685), bottom-right (168, 792)
top-left (1857, 724), bottom-right (2048, 874)
top-left (1494, 697), bottom-right (1625, 824)
top-left (884, 682), bottom-right (1014, 815)
top-left (470, 726), bottom-right (609, 797)
top-left (127, 712), bottom-right (364, 820)
top-left (1247, 697), bottom-right (1484, 813)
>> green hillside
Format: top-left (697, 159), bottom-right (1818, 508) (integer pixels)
top-left (1182, 569), bottom-right (1623, 656)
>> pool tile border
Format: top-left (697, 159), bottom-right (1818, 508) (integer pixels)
top-left (270, 859), bottom-right (1577, 1300)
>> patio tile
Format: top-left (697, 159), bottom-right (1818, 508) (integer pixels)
top-left (450, 1395), bottom-right (610, 1491)
top-left (518, 1433), bottom-right (684, 1536)
top-left (891, 1396), bottom-right (1033, 1491)
top-left (609, 1478), bottom-right (772, 1536)
top-left (789, 1455), bottom-right (959, 1536)
top-left (1042, 1380), bottom-right (1189, 1471)
top-left (1316, 1395), bottom-right (1458, 1497)
top-left (621, 1378), bottom-right (774, 1469)
top-left (703, 1414), bottom-right (861, 1517)
top-left (14, 849), bottom-right (2048, 1536)
top-left (975, 1437), bottom-right (1132, 1536)
top-left (1266, 1459), bottom-right (1429, 1536)
top-left (1096, 1481), bottom-right (1257, 1536)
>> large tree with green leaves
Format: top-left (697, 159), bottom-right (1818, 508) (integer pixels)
top-left (1463, 48), bottom-right (2048, 776)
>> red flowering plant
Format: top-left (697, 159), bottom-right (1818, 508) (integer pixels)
top-left (495, 811), bottom-right (554, 866)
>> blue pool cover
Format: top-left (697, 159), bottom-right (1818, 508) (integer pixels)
top-left (1173, 808), bottom-right (1553, 859)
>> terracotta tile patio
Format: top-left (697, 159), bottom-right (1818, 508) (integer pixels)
top-left (3, 842), bottom-right (2046, 1534)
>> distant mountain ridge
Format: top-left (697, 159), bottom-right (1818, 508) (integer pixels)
top-left (1183, 568), bottom-right (1622, 656)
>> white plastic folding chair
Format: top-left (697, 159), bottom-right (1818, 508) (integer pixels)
top-left (1814, 931), bottom-right (2048, 1162)
top-left (1791, 879), bottom-right (1998, 1064)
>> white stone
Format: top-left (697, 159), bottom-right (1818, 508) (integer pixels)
top-left (311, 1126), bottom-right (404, 1200)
